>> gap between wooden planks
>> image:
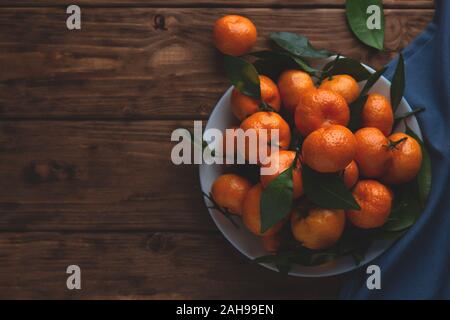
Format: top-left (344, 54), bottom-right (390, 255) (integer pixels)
top-left (0, 231), bottom-right (344, 299)
top-left (0, 8), bottom-right (433, 119)
top-left (0, 120), bottom-right (218, 232)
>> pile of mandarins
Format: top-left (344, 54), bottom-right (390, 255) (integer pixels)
top-left (209, 15), bottom-right (423, 252)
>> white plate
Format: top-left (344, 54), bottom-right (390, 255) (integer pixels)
top-left (199, 57), bottom-right (422, 277)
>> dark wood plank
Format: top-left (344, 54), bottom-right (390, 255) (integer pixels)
top-left (0, 8), bottom-right (433, 119)
top-left (0, 120), bottom-right (216, 232)
top-left (0, 1), bottom-right (434, 9)
top-left (0, 231), bottom-right (343, 299)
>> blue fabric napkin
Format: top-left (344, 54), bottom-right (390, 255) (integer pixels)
top-left (341, 0), bottom-right (450, 299)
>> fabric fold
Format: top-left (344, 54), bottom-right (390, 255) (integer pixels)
top-left (341, 0), bottom-right (450, 299)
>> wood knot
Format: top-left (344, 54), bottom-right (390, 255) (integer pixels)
top-left (153, 14), bottom-right (167, 30)
top-left (24, 160), bottom-right (76, 184)
top-left (145, 233), bottom-right (173, 253)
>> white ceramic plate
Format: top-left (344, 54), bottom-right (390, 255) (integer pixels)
top-left (199, 57), bottom-right (422, 277)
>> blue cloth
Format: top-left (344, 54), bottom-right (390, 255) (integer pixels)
top-left (341, 0), bottom-right (450, 299)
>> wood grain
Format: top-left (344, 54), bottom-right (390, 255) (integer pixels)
top-left (0, 1), bottom-right (434, 9)
top-left (0, 2), bottom-right (435, 300)
top-left (0, 120), bottom-right (220, 232)
top-left (0, 232), bottom-right (343, 299)
top-left (0, 8), bottom-right (433, 119)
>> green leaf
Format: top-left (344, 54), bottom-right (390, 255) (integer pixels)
top-left (270, 32), bottom-right (332, 59)
top-left (255, 234), bottom-right (370, 268)
top-left (255, 203), bottom-right (415, 269)
top-left (346, 0), bottom-right (385, 50)
top-left (259, 101), bottom-right (278, 112)
top-left (360, 66), bottom-right (387, 97)
top-left (348, 66), bottom-right (386, 131)
top-left (253, 255), bottom-right (277, 264)
top-left (323, 57), bottom-right (371, 82)
top-left (308, 252), bottom-right (339, 265)
top-left (260, 167), bottom-right (293, 233)
top-left (348, 95), bottom-right (369, 132)
top-left (382, 183), bottom-right (421, 231)
top-left (406, 125), bottom-right (432, 208)
top-left (255, 229), bottom-right (374, 268)
top-left (394, 107), bottom-right (425, 128)
top-left (390, 54), bottom-right (405, 112)
top-left (253, 59), bottom-right (288, 81)
top-left (376, 229), bottom-right (407, 242)
top-left (302, 165), bottom-right (361, 210)
top-left (275, 260), bottom-right (293, 275)
top-left (251, 50), bottom-right (318, 78)
top-left (289, 129), bottom-right (304, 151)
top-left (251, 51), bottom-right (299, 80)
top-left (224, 55), bottom-right (260, 99)
top-left (291, 56), bottom-right (319, 74)
top-left (254, 252), bottom-right (295, 274)
top-left (255, 248), bottom-right (326, 269)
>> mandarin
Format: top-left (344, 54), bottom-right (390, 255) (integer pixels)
top-left (231, 75), bottom-right (281, 120)
top-left (319, 74), bottom-right (359, 104)
top-left (361, 93), bottom-right (394, 136)
top-left (260, 150), bottom-right (303, 199)
top-left (347, 180), bottom-right (393, 229)
top-left (343, 160), bottom-right (359, 189)
top-left (291, 204), bottom-right (346, 250)
top-left (295, 88), bottom-right (350, 137)
top-left (278, 70), bottom-right (315, 114)
top-left (302, 125), bottom-right (356, 173)
top-left (382, 132), bottom-right (423, 184)
top-left (213, 15), bottom-right (257, 56)
top-left (261, 233), bottom-right (282, 253)
top-left (354, 127), bottom-right (391, 178)
top-left (211, 174), bottom-right (252, 216)
top-left (242, 184), bottom-right (286, 236)
top-left (239, 111), bottom-right (291, 164)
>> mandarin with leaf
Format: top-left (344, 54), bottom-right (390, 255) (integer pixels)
top-left (381, 132), bottom-right (423, 184)
top-left (231, 75), bottom-right (281, 120)
top-left (343, 160), bottom-right (359, 189)
top-left (239, 111), bottom-right (291, 164)
top-left (260, 150), bottom-right (303, 199)
top-left (242, 184), bottom-right (286, 236)
top-left (347, 180), bottom-right (393, 229)
top-left (211, 174), bottom-right (252, 216)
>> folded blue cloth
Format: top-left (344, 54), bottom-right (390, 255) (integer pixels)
top-left (341, 0), bottom-right (450, 299)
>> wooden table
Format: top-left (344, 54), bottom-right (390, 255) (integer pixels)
top-left (0, 0), bottom-right (434, 299)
